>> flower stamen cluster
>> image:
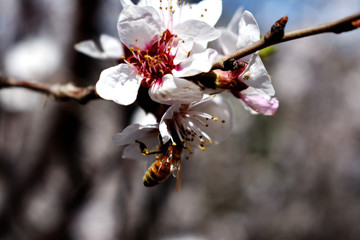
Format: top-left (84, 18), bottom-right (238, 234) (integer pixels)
top-left (124, 29), bottom-right (178, 88)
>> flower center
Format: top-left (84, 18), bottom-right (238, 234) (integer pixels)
top-left (125, 29), bottom-right (177, 88)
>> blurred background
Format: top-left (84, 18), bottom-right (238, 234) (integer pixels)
top-left (1, 0), bottom-right (360, 239)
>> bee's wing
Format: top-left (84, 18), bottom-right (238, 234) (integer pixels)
top-left (171, 160), bottom-right (182, 192)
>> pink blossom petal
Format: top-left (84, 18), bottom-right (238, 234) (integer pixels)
top-left (237, 87), bottom-right (279, 115)
top-left (96, 64), bottom-right (142, 106)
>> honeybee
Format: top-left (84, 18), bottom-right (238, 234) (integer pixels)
top-left (136, 140), bottom-right (183, 191)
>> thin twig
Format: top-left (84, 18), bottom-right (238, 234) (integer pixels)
top-left (212, 12), bottom-right (360, 70)
top-left (0, 74), bottom-right (99, 104)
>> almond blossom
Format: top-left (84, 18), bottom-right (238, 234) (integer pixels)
top-left (212, 8), bottom-right (279, 115)
top-left (91, 0), bottom-right (222, 106)
top-left (113, 95), bottom-right (232, 161)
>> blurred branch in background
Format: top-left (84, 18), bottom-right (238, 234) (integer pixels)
top-left (0, 74), bottom-right (99, 104)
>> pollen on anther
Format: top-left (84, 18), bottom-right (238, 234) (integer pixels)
top-left (243, 72), bottom-right (251, 80)
top-left (130, 47), bottom-right (134, 52)
top-left (201, 146), bottom-right (206, 151)
top-left (213, 117), bottom-right (218, 122)
top-left (201, 139), bottom-right (206, 144)
top-left (201, 14), bottom-right (204, 17)
top-left (121, 55), bottom-right (125, 59)
top-left (134, 38), bottom-right (138, 42)
top-left (209, 140), bottom-right (213, 144)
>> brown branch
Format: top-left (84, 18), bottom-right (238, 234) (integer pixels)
top-left (212, 12), bottom-right (360, 70)
top-left (0, 74), bottom-right (100, 104)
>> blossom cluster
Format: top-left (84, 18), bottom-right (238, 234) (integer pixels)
top-left (75, 0), bottom-right (279, 189)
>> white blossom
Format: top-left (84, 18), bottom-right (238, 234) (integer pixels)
top-left (212, 9), bottom-right (279, 115)
top-left (95, 1), bottom-right (222, 106)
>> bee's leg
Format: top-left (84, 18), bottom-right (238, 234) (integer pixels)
top-left (135, 140), bottom-right (162, 155)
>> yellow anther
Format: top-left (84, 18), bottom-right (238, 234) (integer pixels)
top-left (243, 72), bottom-right (251, 80)
top-left (201, 139), bottom-right (206, 144)
top-left (201, 146), bottom-right (206, 151)
top-left (137, 50), bottom-right (141, 54)
top-left (130, 47), bottom-right (134, 52)
top-left (172, 142), bottom-right (177, 146)
top-left (121, 55), bottom-right (125, 59)
top-left (213, 117), bottom-right (218, 122)
top-left (209, 140), bottom-right (213, 144)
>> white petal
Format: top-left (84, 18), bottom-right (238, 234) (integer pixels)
top-left (99, 34), bottom-right (124, 58)
top-left (175, 0), bottom-right (222, 27)
top-left (173, 20), bottom-right (221, 44)
top-left (118, 5), bottom-right (165, 50)
top-left (227, 7), bottom-right (243, 34)
top-left (236, 10), bottom-right (260, 50)
top-left (130, 107), bottom-right (157, 125)
top-left (149, 74), bottom-right (203, 105)
top-left (96, 64), bottom-right (142, 105)
top-left (212, 28), bottom-right (238, 55)
top-left (190, 95), bottom-right (233, 145)
top-left (119, 0), bottom-right (133, 8)
top-left (172, 37), bottom-right (194, 65)
top-left (74, 40), bottom-right (108, 59)
top-left (241, 54), bottom-right (275, 96)
top-left (173, 48), bottom-right (218, 77)
top-left (159, 103), bottom-right (181, 143)
top-left (112, 123), bottom-right (158, 146)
